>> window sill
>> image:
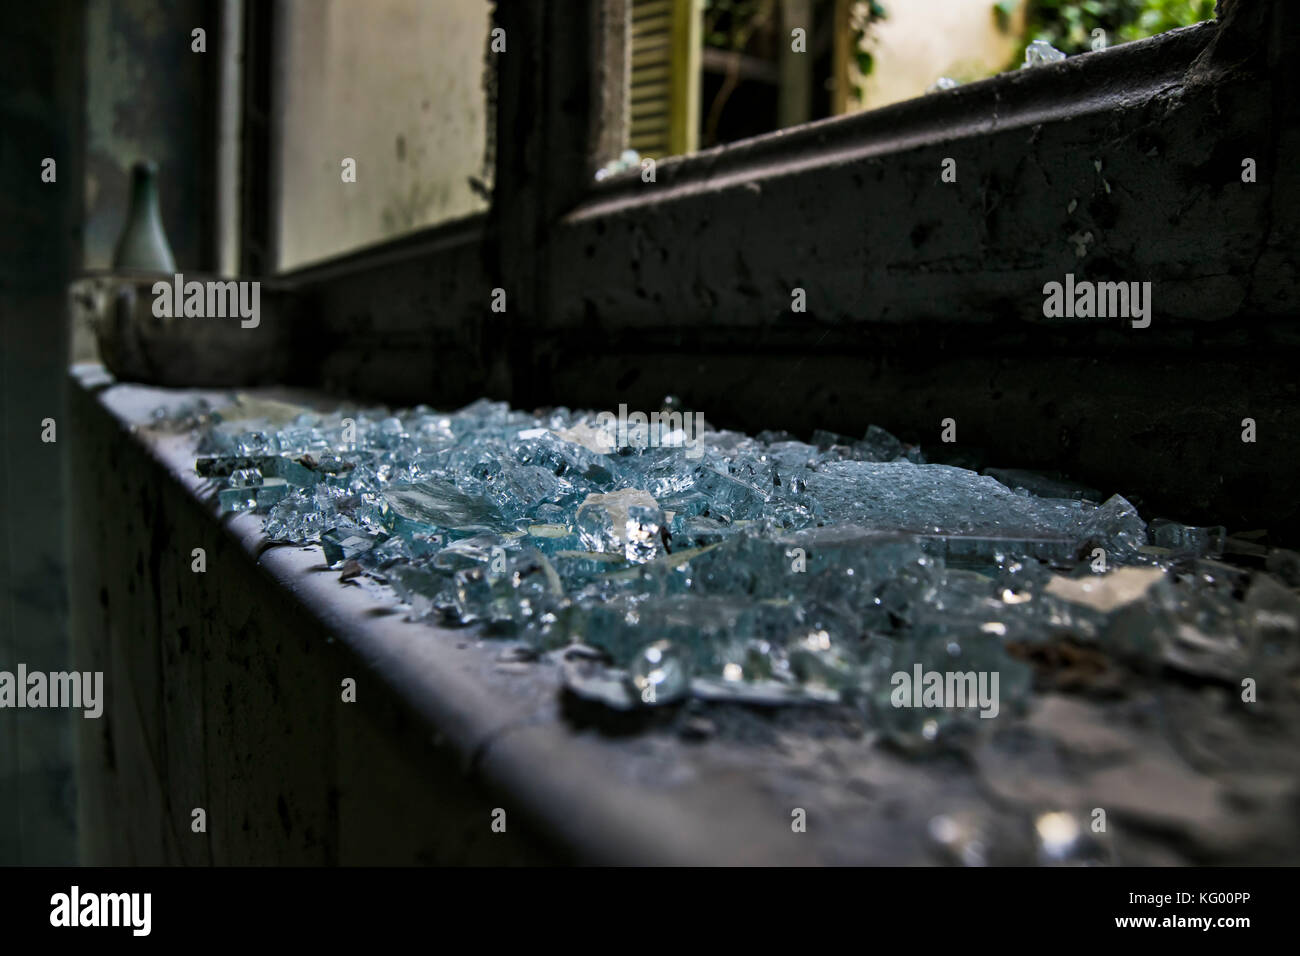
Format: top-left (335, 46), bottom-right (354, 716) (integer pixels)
top-left (65, 362), bottom-right (1300, 865)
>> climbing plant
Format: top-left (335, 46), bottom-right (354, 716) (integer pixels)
top-left (847, 1), bottom-right (889, 79)
top-left (1010, 0), bottom-right (1216, 57)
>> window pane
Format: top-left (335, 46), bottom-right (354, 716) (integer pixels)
top-left (604, 0), bottom-right (1215, 167)
top-left (273, 0), bottom-right (493, 270)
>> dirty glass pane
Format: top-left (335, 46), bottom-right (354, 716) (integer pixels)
top-left (604, 0), bottom-right (1216, 170)
top-left (272, 0), bottom-right (493, 270)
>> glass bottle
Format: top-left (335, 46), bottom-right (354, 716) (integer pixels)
top-left (111, 160), bottom-right (176, 273)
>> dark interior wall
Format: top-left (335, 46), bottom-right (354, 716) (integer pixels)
top-left (83, 0), bottom-right (219, 272)
top-left (2, 0), bottom-right (219, 865)
top-left (0, 0), bottom-right (85, 865)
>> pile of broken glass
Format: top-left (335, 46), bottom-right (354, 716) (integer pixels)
top-left (191, 398), bottom-right (1299, 747)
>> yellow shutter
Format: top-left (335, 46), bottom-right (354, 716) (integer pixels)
top-left (629, 0), bottom-right (700, 158)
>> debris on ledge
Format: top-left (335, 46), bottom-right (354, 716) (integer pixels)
top-left (175, 395), bottom-right (1299, 759)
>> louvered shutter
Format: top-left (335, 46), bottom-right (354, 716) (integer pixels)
top-left (629, 0), bottom-right (699, 158)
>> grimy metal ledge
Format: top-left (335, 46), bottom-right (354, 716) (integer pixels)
top-left (66, 364), bottom-right (1300, 866)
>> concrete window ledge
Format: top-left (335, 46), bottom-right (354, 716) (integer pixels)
top-left (65, 364), bottom-right (1300, 865)
top-left (67, 365), bottom-right (809, 865)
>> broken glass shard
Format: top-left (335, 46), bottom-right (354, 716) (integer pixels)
top-left (1149, 518), bottom-right (1226, 558)
top-left (626, 640), bottom-right (690, 705)
top-left (1022, 39), bottom-right (1066, 68)
top-left (576, 490), bottom-right (666, 563)
top-left (191, 394), bottom-right (1272, 720)
top-left (926, 76), bottom-right (962, 93)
